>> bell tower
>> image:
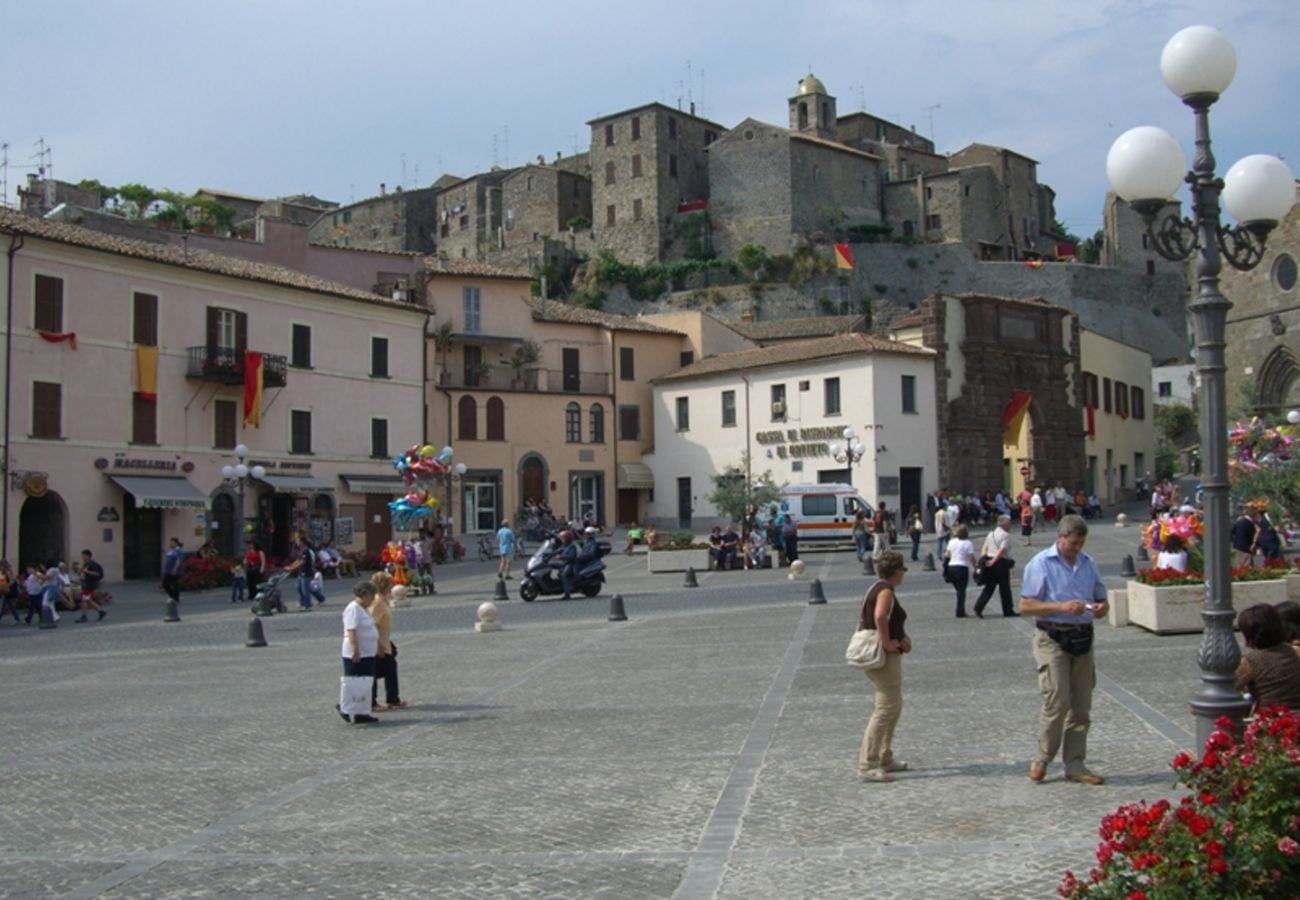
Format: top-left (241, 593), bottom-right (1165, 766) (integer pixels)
top-left (789, 73), bottom-right (837, 141)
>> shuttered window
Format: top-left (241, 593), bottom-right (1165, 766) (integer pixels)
top-left (371, 336), bottom-right (389, 378)
top-left (32, 381), bottom-right (62, 438)
top-left (133, 292), bottom-right (158, 345)
top-left (290, 410), bottom-right (312, 454)
top-left (131, 393), bottom-right (157, 445)
top-left (34, 275), bottom-right (63, 332)
top-left (214, 400), bottom-right (237, 449)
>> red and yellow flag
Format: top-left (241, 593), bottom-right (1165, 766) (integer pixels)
top-left (135, 345), bottom-right (159, 400)
top-left (833, 242), bottom-right (854, 270)
top-left (1001, 389), bottom-right (1033, 448)
top-left (243, 350), bottom-right (264, 428)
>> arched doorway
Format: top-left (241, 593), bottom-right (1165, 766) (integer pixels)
top-left (19, 492), bottom-right (66, 569)
top-left (211, 492), bottom-right (236, 558)
top-left (1256, 346), bottom-right (1299, 414)
top-left (520, 455), bottom-right (546, 509)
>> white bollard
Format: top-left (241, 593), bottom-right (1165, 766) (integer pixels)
top-left (475, 600), bottom-right (502, 633)
top-left (1115, 513), bottom-right (1129, 527)
top-left (1107, 588), bottom-right (1129, 627)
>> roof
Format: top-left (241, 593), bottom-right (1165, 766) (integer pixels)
top-left (794, 73), bottom-right (829, 96)
top-left (730, 315), bottom-right (866, 342)
top-left (196, 187), bottom-right (266, 204)
top-left (527, 299), bottom-right (686, 335)
top-left (425, 258), bottom-right (531, 280)
top-left (0, 209), bottom-right (413, 308)
top-left (889, 313), bottom-right (923, 329)
top-left (655, 332), bottom-right (934, 384)
top-left (587, 101), bottom-right (727, 131)
top-left (789, 131), bottom-right (880, 161)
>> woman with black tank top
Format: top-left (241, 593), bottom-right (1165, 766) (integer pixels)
top-left (857, 550), bottom-right (912, 783)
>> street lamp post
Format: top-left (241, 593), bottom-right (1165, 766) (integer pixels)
top-left (829, 426), bottom-right (867, 487)
top-left (220, 443), bottom-right (265, 563)
top-left (1106, 25), bottom-right (1296, 749)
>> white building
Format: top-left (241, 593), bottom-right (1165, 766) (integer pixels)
top-left (1153, 360), bottom-right (1197, 408)
top-left (643, 333), bottom-right (938, 531)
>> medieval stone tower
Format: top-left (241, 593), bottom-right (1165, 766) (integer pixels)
top-left (788, 73), bottom-right (837, 141)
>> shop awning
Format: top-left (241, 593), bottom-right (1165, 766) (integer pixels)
top-left (341, 474), bottom-right (405, 495)
top-left (257, 474), bottom-right (335, 493)
top-left (617, 462), bottom-right (656, 490)
top-left (110, 475), bottom-right (209, 510)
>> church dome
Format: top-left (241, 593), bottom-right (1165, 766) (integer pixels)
top-left (796, 73), bottom-right (828, 96)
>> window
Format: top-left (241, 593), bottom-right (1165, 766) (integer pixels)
top-left (925, 187), bottom-right (933, 200)
top-left (371, 418), bottom-right (389, 458)
top-left (721, 390), bottom-right (736, 427)
top-left (669, 154), bottom-right (678, 178)
top-left (34, 274), bottom-right (63, 332)
top-left (132, 292), bottom-right (158, 345)
top-left (32, 381), bottom-right (61, 439)
top-left (343, 210), bottom-right (351, 224)
top-left (291, 324), bottom-right (312, 368)
top-left (605, 161), bottom-right (615, 186)
top-left (668, 117), bottom-right (678, 139)
top-left (450, 395), bottom-right (475, 441)
top-left (632, 154), bottom-right (642, 177)
top-left (901, 374), bottom-right (917, 414)
top-left (675, 396), bottom-right (690, 431)
top-left (1102, 377), bottom-right (1112, 413)
top-left (1146, 260), bottom-right (1155, 276)
top-left (486, 397), bottom-right (505, 441)
top-left (207, 306), bottom-right (246, 356)
top-left (604, 123), bottom-right (614, 147)
top-left (926, 213), bottom-right (942, 229)
top-left (704, 130), bottom-right (717, 146)
top-left (371, 336), bottom-right (389, 378)
top-left (214, 399), bottom-right (237, 449)
top-left (131, 393), bottom-right (157, 445)
top-left (633, 198), bottom-right (643, 222)
top-left (606, 204), bottom-right (616, 226)
top-left (1131, 386), bottom-right (1145, 420)
top-left (902, 220), bottom-right (914, 238)
top-left (290, 410), bottom-right (312, 454)
top-left (771, 384), bottom-right (787, 421)
top-left (526, 174), bottom-right (535, 191)
top-left (680, 351), bottom-right (694, 366)
top-left (459, 216), bottom-right (468, 231)
top-left (619, 405), bottom-right (640, 440)
top-left (463, 287), bottom-right (481, 333)
top-left (589, 403), bottom-right (604, 443)
top-left (1084, 372), bottom-right (1100, 408)
top-left (631, 117), bottom-right (640, 140)
top-left (619, 346), bottom-right (634, 380)
top-left (565, 402), bottom-right (582, 442)
top-left (824, 377), bottom-right (842, 416)
top-left (1115, 381), bottom-right (1129, 418)
top-left (1157, 381), bottom-right (1172, 398)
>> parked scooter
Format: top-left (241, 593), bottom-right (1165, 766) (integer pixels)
top-left (519, 529), bottom-right (610, 601)
top-left (252, 571), bottom-right (289, 616)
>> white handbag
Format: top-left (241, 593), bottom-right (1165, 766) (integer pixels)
top-left (339, 675), bottom-right (373, 715)
top-left (846, 591), bottom-right (894, 670)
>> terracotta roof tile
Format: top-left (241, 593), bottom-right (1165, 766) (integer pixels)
top-left (730, 315), bottom-right (865, 342)
top-left (424, 258), bottom-right (531, 280)
top-left (527, 299), bottom-right (685, 335)
top-left (656, 332), bottom-right (933, 383)
top-left (0, 209), bottom-right (415, 308)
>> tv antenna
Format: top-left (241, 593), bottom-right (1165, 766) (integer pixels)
top-left (924, 103), bottom-right (941, 146)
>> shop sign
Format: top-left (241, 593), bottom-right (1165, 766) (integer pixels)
top-left (111, 455), bottom-right (177, 471)
top-left (754, 425), bottom-right (844, 460)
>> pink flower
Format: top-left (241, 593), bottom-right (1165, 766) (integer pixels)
top-left (1279, 837), bottom-right (1299, 856)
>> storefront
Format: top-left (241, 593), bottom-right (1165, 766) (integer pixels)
top-left (108, 472), bottom-right (210, 579)
top-left (254, 470), bottom-right (335, 559)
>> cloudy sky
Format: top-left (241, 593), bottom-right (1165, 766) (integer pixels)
top-left (3, 0), bottom-right (1296, 238)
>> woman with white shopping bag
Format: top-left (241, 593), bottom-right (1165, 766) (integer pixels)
top-left (337, 581), bottom-right (380, 724)
top-left (856, 550), bottom-right (912, 783)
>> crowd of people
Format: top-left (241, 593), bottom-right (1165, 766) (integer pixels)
top-left (0, 550), bottom-right (109, 627)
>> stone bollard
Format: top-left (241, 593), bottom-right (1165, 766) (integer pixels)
top-left (808, 577), bottom-right (827, 605)
top-left (1136, 544), bottom-right (1149, 562)
top-left (390, 585), bottom-right (411, 609)
top-left (1115, 513), bottom-right (1129, 527)
top-left (684, 567), bottom-right (699, 588)
top-left (493, 578), bottom-right (509, 603)
top-left (245, 616), bottom-right (268, 647)
top-left (862, 556), bottom-right (876, 576)
top-left (475, 601), bottom-right (502, 633)
top-left (923, 553), bottom-right (936, 572)
top-left (163, 598), bottom-right (181, 623)
top-left (1121, 554), bottom-right (1137, 578)
top-left (38, 605), bottom-right (58, 629)
top-left (608, 593), bottom-right (628, 621)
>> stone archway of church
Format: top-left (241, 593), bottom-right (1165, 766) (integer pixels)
top-left (1256, 346), bottom-right (1300, 413)
top-left (19, 492), bottom-right (68, 569)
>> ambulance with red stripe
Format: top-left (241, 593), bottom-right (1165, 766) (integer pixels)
top-left (776, 484), bottom-right (875, 545)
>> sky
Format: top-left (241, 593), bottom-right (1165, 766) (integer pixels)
top-left (3, 0), bottom-right (1297, 239)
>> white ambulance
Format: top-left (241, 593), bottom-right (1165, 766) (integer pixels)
top-left (774, 484), bottom-right (874, 545)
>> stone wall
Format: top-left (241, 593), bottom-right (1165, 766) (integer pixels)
top-left (788, 136), bottom-right (881, 236)
top-left (305, 187), bottom-right (437, 253)
top-left (708, 120), bottom-right (794, 259)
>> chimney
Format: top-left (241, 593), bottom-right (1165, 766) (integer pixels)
top-left (690, 101), bottom-right (696, 116)
top-left (537, 154), bottom-right (545, 165)
top-left (380, 182), bottom-right (387, 196)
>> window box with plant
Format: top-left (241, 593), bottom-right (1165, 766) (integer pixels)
top-left (647, 530), bottom-right (710, 573)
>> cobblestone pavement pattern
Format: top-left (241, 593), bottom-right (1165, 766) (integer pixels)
top-left (1, 508), bottom-right (1206, 898)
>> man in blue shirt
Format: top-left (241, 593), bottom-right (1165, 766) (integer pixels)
top-left (161, 538), bottom-right (185, 604)
top-left (496, 519), bottom-right (516, 580)
top-left (284, 535), bottom-right (317, 610)
top-left (1019, 515), bottom-right (1109, 786)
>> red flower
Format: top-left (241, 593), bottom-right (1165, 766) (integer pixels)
top-left (1209, 858), bottom-right (1229, 875)
top-left (1171, 751), bottom-right (1193, 769)
top-left (1126, 891), bottom-right (1147, 900)
top-left (1199, 749), bottom-right (1220, 769)
top-left (1188, 813), bottom-right (1213, 837)
top-left (1279, 836), bottom-right (1299, 856)
top-left (1205, 840), bottom-right (1224, 858)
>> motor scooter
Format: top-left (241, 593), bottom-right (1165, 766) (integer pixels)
top-left (519, 534), bottom-right (609, 601)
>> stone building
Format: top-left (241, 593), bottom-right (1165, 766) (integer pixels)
top-left (487, 160), bottom-right (593, 272)
top-left (1222, 191), bottom-right (1300, 415)
top-left (1101, 192), bottom-right (1187, 278)
top-left (307, 185), bottom-right (438, 253)
top-left (430, 169), bottom-right (515, 262)
top-left (836, 112), bottom-right (946, 182)
top-left (587, 102), bottom-right (725, 265)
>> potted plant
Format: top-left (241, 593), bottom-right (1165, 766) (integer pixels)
top-left (432, 322), bottom-right (455, 384)
top-left (1127, 562), bottom-right (1290, 634)
top-left (509, 339), bottom-right (540, 389)
top-left (646, 530), bottom-right (710, 573)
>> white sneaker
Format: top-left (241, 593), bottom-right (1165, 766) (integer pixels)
top-left (883, 760), bottom-right (909, 773)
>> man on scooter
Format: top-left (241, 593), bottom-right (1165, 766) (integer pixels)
top-left (557, 530), bottom-right (579, 600)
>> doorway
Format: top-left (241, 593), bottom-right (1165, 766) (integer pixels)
top-left (121, 494), bottom-right (160, 580)
top-left (19, 492), bottom-right (67, 570)
top-left (211, 492), bottom-right (236, 557)
top-left (899, 468), bottom-right (923, 522)
top-left (562, 348), bottom-right (580, 392)
top-left (677, 477), bottom-right (692, 530)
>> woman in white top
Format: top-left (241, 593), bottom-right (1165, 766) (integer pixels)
top-left (945, 523), bottom-right (977, 618)
top-left (1155, 533), bottom-right (1189, 574)
top-left (337, 581), bottom-right (381, 724)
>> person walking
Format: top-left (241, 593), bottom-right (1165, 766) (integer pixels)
top-left (857, 551), bottom-right (912, 783)
top-left (243, 540), bottom-right (267, 600)
top-left (972, 516), bottom-right (1018, 618)
top-left (934, 502), bottom-right (950, 562)
top-left (944, 524), bottom-right (976, 618)
top-left (0, 561), bottom-right (20, 624)
top-left (1030, 488), bottom-right (1045, 532)
top-left (781, 514), bottom-right (799, 566)
top-left (369, 572), bottom-right (408, 712)
top-left (1020, 515), bottom-right (1109, 785)
top-left (871, 502), bottom-right (890, 562)
top-left (337, 581), bottom-right (380, 725)
top-left (161, 538), bottom-right (185, 605)
top-left (497, 519), bottom-right (516, 579)
top-left (905, 505), bottom-right (923, 562)
top-left (285, 534), bottom-right (318, 611)
top-left (852, 510), bottom-right (869, 563)
top-left (75, 549), bottom-right (107, 622)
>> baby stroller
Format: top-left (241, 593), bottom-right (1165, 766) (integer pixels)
top-left (252, 571), bottom-right (289, 616)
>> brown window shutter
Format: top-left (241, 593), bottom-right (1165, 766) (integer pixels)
top-left (132, 393), bottom-right (157, 445)
top-left (32, 381), bottom-right (62, 438)
top-left (206, 306), bottom-right (219, 350)
top-left (133, 293), bottom-right (158, 345)
top-left (34, 274), bottom-right (63, 332)
top-left (235, 311), bottom-right (248, 354)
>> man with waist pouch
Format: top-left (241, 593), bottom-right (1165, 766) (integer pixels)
top-left (1019, 514), bottom-right (1109, 785)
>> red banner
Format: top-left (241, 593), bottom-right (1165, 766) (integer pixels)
top-left (243, 351), bottom-right (263, 428)
top-left (834, 242), bottom-right (854, 270)
top-left (37, 330), bottom-right (78, 350)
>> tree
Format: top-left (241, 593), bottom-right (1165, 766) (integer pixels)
top-left (1078, 230), bottom-right (1104, 264)
top-left (116, 183), bottom-right (158, 219)
top-left (706, 455), bottom-right (783, 526)
top-left (1155, 403), bottom-right (1197, 447)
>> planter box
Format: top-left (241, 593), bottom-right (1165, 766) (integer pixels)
top-left (647, 549), bottom-right (710, 573)
top-left (1127, 579), bottom-right (1288, 635)
top-left (1287, 573), bottom-right (1300, 603)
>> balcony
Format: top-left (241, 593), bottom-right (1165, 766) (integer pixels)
top-left (186, 346), bottom-right (288, 387)
top-left (436, 364), bottom-right (609, 394)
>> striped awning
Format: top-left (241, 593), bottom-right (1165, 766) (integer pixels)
top-left (617, 462), bottom-right (656, 490)
top-left (341, 474), bottom-right (405, 495)
top-left (110, 475), bottom-right (209, 510)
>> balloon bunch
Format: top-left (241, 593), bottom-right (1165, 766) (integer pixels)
top-left (389, 444), bottom-right (452, 530)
